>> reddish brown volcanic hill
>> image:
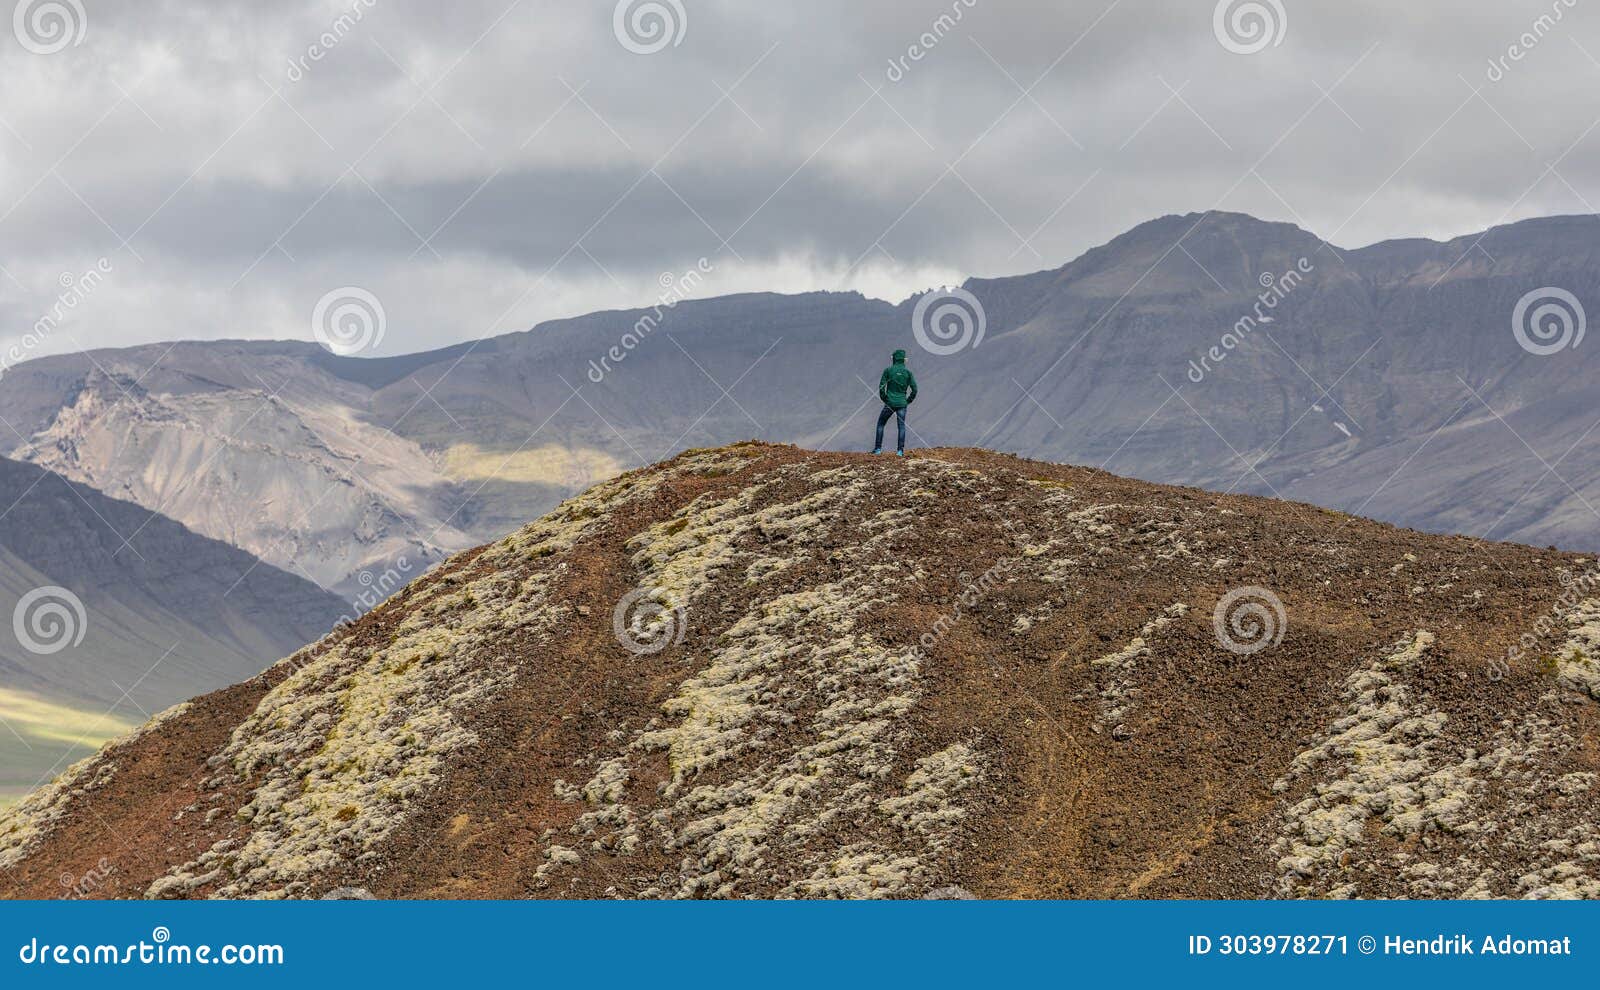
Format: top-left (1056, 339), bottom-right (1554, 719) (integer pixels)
top-left (3, 443), bottom-right (1598, 899)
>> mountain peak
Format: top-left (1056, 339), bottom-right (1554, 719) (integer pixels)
top-left (1106, 210), bottom-right (1322, 254)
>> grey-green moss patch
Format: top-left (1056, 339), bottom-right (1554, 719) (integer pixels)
top-left (135, 455), bottom-right (676, 899)
top-left (529, 464), bottom-right (985, 899)
top-left (1086, 604), bottom-right (1187, 729)
top-left (1273, 631), bottom-right (1600, 898)
top-left (1273, 632), bottom-right (1454, 894)
top-left (1553, 599), bottom-right (1600, 698)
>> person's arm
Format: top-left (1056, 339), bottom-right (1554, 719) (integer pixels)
top-left (906, 369), bottom-right (918, 404)
top-left (879, 368), bottom-right (890, 404)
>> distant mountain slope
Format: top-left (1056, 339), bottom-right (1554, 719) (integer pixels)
top-left (0, 357), bottom-right (476, 598)
top-left (1, 443), bottom-right (1595, 899)
top-left (0, 454), bottom-right (347, 722)
top-left (0, 687), bottom-right (133, 808)
top-left (4, 212), bottom-right (1599, 590)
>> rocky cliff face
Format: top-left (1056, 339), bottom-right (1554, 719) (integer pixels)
top-left (4, 212), bottom-right (1599, 595)
top-left (2, 443), bottom-right (1595, 899)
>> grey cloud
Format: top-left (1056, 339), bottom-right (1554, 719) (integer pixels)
top-left (2, 0), bottom-right (1598, 358)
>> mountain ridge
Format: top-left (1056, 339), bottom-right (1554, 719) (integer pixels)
top-left (4, 210), bottom-right (1599, 596)
top-left (24, 211), bottom-right (1590, 365)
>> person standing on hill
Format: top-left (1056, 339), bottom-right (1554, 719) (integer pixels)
top-left (873, 348), bottom-right (918, 456)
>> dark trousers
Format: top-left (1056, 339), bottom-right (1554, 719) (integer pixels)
top-left (875, 404), bottom-right (907, 451)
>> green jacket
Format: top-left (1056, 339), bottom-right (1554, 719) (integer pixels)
top-left (878, 350), bottom-right (918, 410)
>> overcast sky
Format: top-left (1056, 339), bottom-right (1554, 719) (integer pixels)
top-left (2, 0), bottom-right (1598, 358)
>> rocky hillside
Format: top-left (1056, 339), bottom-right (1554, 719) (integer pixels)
top-left (6, 213), bottom-right (1600, 595)
top-left (1, 443), bottom-right (1596, 899)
